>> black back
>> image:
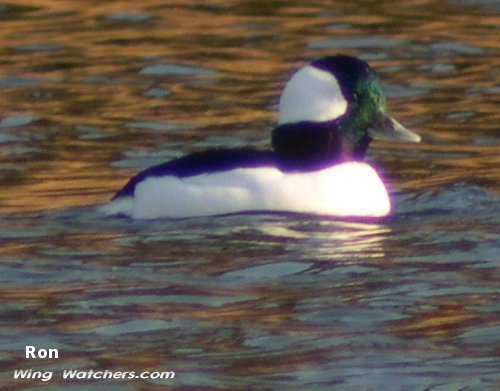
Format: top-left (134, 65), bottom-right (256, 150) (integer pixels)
top-left (113, 148), bottom-right (277, 199)
top-left (113, 56), bottom-right (379, 200)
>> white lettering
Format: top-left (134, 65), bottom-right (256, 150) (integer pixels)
top-left (62, 369), bottom-right (78, 379)
top-left (103, 370), bottom-right (114, 379)
top-left (76, 371), bottom-right (87, 379)
top-left (14, 369), bottom-right (31, 379)
top-left (13, 369), bottom-right (53, 382)
top-left (25, 346), bottom-right (35, 358)
top-left (25, 346), bottom-right (59, 359)
top-left (60, 369), bottom-right (175, 380)
top-left (161, 371), bottom-right (175, 379)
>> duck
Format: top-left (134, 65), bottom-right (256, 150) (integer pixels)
top-left (101, 55), bottom-right (421, 219)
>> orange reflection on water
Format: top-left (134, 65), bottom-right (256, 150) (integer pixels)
top-left (392, 299), bottom-right (495, 340)
top-left (0, 0), bottom-right (498, 215)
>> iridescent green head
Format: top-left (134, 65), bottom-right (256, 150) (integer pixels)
top-left (272, 55), bottom-right (420, 166)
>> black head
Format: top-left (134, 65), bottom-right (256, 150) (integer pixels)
top-left (272, 55), bottom-right (420, 168)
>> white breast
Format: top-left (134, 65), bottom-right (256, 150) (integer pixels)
top-left (100, 162), bottom-right (391, 219)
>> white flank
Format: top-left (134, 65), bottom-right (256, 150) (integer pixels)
top-left (278, 65), bottom-right (348, 125)
top-left (101, 162), bottom-right (390, 219)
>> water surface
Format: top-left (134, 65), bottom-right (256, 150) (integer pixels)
top-left (0, 1), bottom-right (499, 390)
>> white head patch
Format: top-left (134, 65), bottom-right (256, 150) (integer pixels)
top-left (278, 65), bottom-right (348, 125)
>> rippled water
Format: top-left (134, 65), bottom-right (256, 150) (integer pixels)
top-left (0, 1), bottom-right (499, 390)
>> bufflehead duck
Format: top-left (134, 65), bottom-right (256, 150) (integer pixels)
top-left (102, 55), bottom-right (421, 219)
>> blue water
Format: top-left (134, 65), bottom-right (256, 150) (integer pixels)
top-left (0, 1), bottom-right (499, 390)
top-left (1, 184), bottom-right (498, 389)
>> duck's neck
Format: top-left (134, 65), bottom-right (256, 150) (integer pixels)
top-left (271, 121), bottom-right (371, 170)
top-left (339, 130), bottom-right (371, 161)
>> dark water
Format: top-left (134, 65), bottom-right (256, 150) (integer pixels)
top-left (0, 1), bottom-right (499, 390)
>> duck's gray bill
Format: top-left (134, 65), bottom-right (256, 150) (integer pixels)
top-left (368, 115), bottom-right (421, 143)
